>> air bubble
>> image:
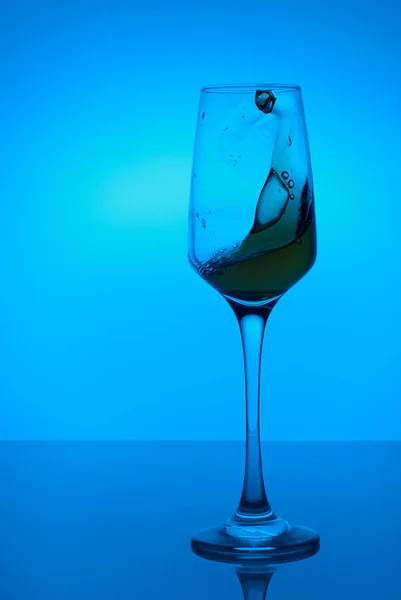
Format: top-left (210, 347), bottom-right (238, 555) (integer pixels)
top-left (288, 180), bottom-right (295, 189)
top-left (281, 171), bottom-right (289, 180)
top-left (296, 238), bottom-right (303, 245)
top-left (289, 193), bottom-right (295, 200)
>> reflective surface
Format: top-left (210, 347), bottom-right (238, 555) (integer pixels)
top-left (0, 442), bottom-right (400, 598)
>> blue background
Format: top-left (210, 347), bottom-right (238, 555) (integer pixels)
top-left (0, 0), bottom-right (400, 440)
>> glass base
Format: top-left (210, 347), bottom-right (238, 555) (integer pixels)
top-left (191, 515), bottom-right (320, 564)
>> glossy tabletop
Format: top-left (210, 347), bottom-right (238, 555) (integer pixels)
top-left (0, 441), bottom-right (400, 599)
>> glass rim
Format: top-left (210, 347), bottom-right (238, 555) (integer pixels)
top-left (201, 83), bottom-right (301, 94)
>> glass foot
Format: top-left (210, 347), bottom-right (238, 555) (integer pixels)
top-left (191, 515), bottom-right (320, 564)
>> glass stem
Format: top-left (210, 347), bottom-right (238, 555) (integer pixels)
top-left (229, 302), bottom-right (277, 520)
top-left (236, 568), bottom-right (275, 600)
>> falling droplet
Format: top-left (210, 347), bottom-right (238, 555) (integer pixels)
top-left (288, 135), bottom-right (292, 146)
top-left (201, 218), bottom-right (206, 229)
top-left (288, 180), bottom-right (295, 189)
top-left (255, 90), bottom-right (276, 114)
top-left (281, 171), bottom-right (289, 180)
top-left (208, 209), bottom-right (212, 215)
top-left (196, 212), bottom-right (199, 218)
top-left (202, 112), bottom-right (205, 119)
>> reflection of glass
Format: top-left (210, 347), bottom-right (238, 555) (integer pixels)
top-left (193, 542), bottom-right (319, 600)
top-left (188, 84), bottom-right (319, 559)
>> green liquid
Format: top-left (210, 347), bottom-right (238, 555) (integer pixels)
top-left (202, 212), bottom-right (317, 303)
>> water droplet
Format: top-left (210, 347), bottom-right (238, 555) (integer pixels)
top-left (241, 115), bottom-right (245, 118)
top-left (212, 231), bottom-right (215, 236)
top-left (196, 212), bottom-right (199, 218)
top-left (238, 155), bottom-right (242, 159)
top-left (202, 112), bottom-right (205, 119)
top-left (194, 173), bottom-right (196, 178)
top-left (201, 218), bottom-right (206, 229)
top-left (288, 135), bottom-right (292, 146)
top-left (288, 180), bottom-right (295, 189)
top-left (208, 209), bottom-right (212, 215)
top-left (281, 171), bottom-right (289, 180)
top-left (289, 193), bottom-right (295, 200)
top-left (255, 89), bottom-right (276, 114)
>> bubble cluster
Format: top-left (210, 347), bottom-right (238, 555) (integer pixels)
top-left (220, 126), bottom-right (229, 139)
top-left (229, 152), bottom-right (241, 166)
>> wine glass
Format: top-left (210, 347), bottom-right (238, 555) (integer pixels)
top-left (188, 83), bottom-right (319, 560)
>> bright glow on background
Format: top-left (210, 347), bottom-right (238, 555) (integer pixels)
top-left (0, 0), bottom-right (400, 440)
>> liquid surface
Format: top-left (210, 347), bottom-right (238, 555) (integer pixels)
top-left (199, 210), bottom-right (316, 303)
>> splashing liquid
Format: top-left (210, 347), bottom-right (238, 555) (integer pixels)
top-left (200, 212), bottom-right (316, 303)
top-left (198, 179), bottom-right (316, 304)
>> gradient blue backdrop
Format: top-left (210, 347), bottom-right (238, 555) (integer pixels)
top-left (0, 0), bottom-right (400, 440)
